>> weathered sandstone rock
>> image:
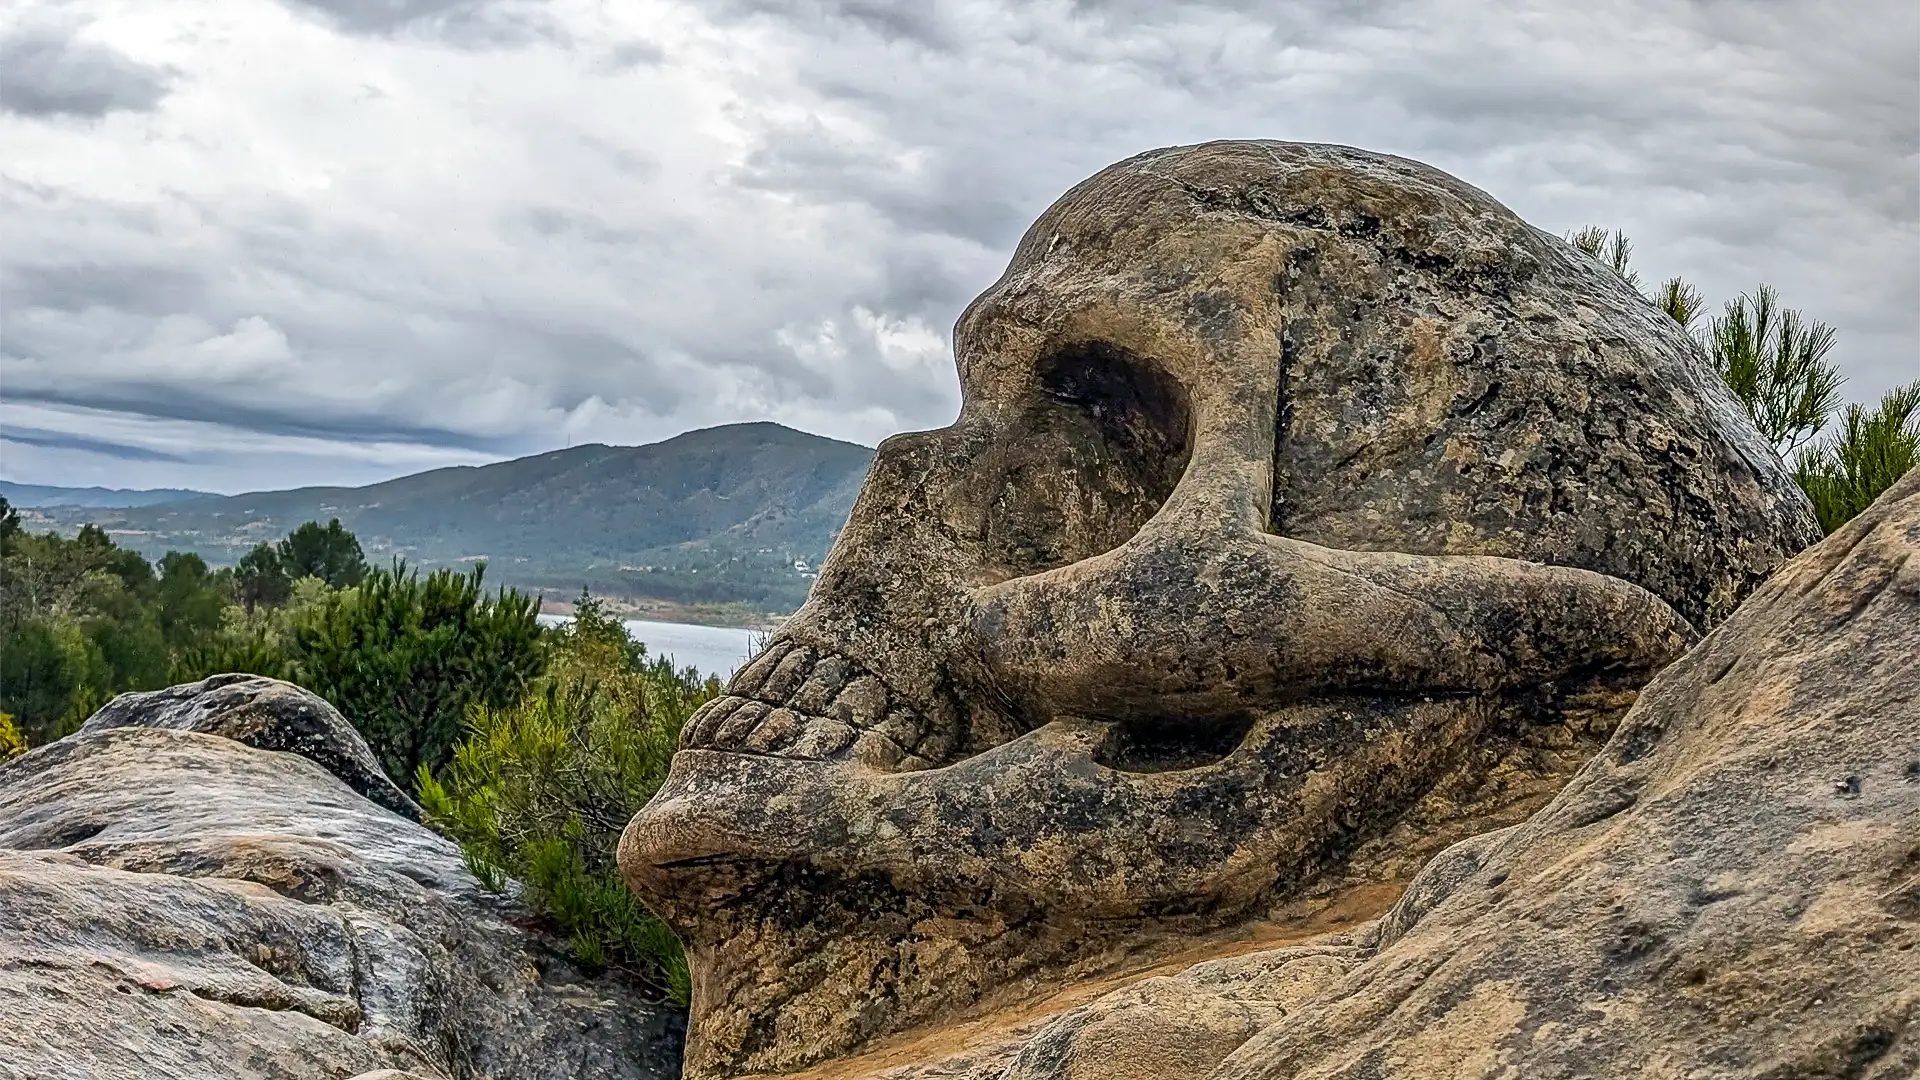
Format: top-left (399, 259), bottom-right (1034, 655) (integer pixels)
top-left (0, 680), bottom-right (684, 1080)
top-left (79, 673), bottom-right (419, 819)
top-left (893, 467), bottom-right (1920, 1079)
top-left (621, 139), bottom-right (1820, 1077)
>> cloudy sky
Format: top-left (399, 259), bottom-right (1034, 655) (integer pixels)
top-left (2, 0), bottom-right (1914, 493)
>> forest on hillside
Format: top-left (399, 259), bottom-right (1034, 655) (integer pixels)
top-left (16, 422), bottom-right (874, 613)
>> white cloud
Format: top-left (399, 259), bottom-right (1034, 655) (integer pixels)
top-left (0, 0), bottom-right (1913, 491)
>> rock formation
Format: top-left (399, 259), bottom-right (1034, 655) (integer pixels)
top-left (79, 673), bottom-right (421, 820)
top-left (0, 675), bottom-right (683, 1080)
top-left (879, 464), bottom-right (1920, 1080)
top-left (620, 140), bottom-right (1820, 1078)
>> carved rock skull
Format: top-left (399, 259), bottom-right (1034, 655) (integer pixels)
top-left (620, 141), bottom-right (1818, 1078)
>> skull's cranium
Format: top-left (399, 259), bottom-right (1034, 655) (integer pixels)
top-left (620, 141), bottom-right (1817, 1077)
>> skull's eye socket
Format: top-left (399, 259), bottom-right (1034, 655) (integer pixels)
top-left (971, 341), bottom-right (1192, 582)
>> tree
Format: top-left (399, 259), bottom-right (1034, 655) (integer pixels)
top-left (1708, 285), bottom-right (1844, 454)
top-left (278, 519), bottom-right (368, 589)
top-left (0, 519), bottom-right (324, 745)
top-left (76, 524), bottom-right (157, 599)
top-left (0, 520), bottom-right (175, 741)
top-left (1792, 381), bottom-right (1920, 533)
top-left (83, 611), bottom-right (168, 690)
top-left (154, 552), bottom-right (228, 649)
top-left (297, 561), bottom-right (545, 780)
top-left (0, 620), bottom-right (75, 743)
top-left (235, 542), bottom-right (292, 612)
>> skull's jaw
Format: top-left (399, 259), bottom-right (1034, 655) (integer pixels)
top-left (620, 685), bottom-right (1642, 1079)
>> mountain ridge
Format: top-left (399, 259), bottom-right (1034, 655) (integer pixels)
top-left (20, 422), bottom-right (877, 613)
top-left (0, 481), bottom-right (217, 509)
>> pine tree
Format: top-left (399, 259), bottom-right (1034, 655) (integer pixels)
top-left (1792, 382), bottom-right (1920, 533)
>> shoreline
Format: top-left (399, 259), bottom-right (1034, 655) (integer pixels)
top-left (537, 595), bottom-right (788, 632)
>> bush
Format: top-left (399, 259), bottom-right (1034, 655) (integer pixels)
top-left (0, 713), bottom-right (25, 762)
top-left (1793, 381), bottom-right (1920, 533)
top-left (298, 561), bottom-right (545, 780)
top-left (418, 590), bottom-right (716, 1003)
top-left (169, 576), bottom-right (330, 685)
top-left (169, 626), bottom-right (301, 685)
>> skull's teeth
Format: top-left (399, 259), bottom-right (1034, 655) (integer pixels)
top-left (729, 641), bottom-right (785, 690)
top-left (678, 644), bottom-right (952, 771)
top-left (742, 707), bottom-right (807, 754)
top-left (787, 655), bottom-right (849, 714)
top-left (788, 718), bottom-right (857, 758)
top-left (832, 675), bottom-right (888, 729)
top-left (760, 646), bottom-right (817, 702)
top-left (682, 696), bottom-right (744, 749)
top-left (850, 730), bottom-right (931, 772)
top-left (713, 701), bottom-right (769, 747)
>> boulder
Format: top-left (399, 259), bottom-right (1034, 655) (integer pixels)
top-left (621, 140), bottom-right (1820, 1076)
top-left (79, 673), bottom-right (419, 819)
top-left (0, 679), bottom-right (684, 1080)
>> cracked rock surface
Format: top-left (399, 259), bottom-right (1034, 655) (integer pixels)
top-left (0, 679), bottom-right (684, 1080)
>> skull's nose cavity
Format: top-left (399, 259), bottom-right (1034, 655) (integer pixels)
top-left (1092, 711), bottom-right (1259, 773)
top-left (973, 341), bottom-right (1193, 582)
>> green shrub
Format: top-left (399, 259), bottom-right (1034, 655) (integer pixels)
top-left (299, 561), bottom-right (545, 780)
top-left (169, 577), bottom-right (330, 685)
top-left (1793, 381), bottom-right (1920, 533)
top-left (418, 590), bottom-right (716, 1004)
top-left (1652, 276), bottom-right (1705, 329)
top-left (169, 627), bottom-right (300, 685)
top-left (1567, 226), bottom-right (1641, 290)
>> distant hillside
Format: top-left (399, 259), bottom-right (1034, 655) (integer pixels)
top-left (23, 423), bottom-right (875, 613)
top-left (0, 481), bottom-right (215, 509)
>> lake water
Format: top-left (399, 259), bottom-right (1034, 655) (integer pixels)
top-left (537, 615), bottom-right (761, 681)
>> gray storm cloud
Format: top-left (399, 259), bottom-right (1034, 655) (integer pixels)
top-left (0, 16), bottom-right (173, 118)
top-left (0, 0), bottom-right (1913, 492)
